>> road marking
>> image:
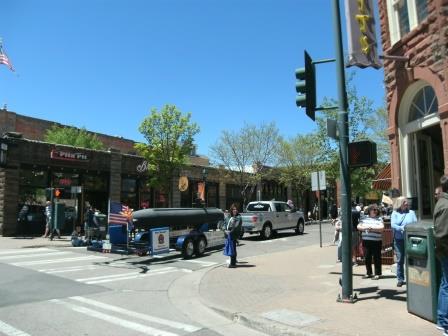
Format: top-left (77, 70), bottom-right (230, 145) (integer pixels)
top-left (182, 259), bottom-right (217, 267)
top-left (0, 251), bottom-right (70, 260)
top-left (0, 320), bottom-right (32, 336)
top-left (11, 255), bottom-right (108, 266)
top-left (83, 268), bottom-right (184, 284)
top-left (38, 265), bottom-right (98, 273)
top-left (0, 248), bottom-right (54, 255)
top-left (69, 296), bottom-right (201, 333)
top-left (51, 299), bottom-right (178, 336)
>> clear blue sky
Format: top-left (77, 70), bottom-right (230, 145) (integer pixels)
top-left (0, 0), bottom-right (385, 156)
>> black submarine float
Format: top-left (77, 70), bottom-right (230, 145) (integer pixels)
top-left (132, 207), bottom-right (226, 259)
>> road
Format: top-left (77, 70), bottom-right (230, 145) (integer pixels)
top-left (0, 222), bottom-right (335, 336)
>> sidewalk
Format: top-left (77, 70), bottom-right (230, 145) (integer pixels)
top-left (0, 235), bottom-right (73, 249)
top-left (199, 244), bottom-right (440, 336)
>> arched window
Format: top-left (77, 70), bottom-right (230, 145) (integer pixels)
top-left (408, 86), bottom-right (438, 122)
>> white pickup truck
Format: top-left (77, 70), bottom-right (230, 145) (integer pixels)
top-left (241, 201), bottom-right (305, 239)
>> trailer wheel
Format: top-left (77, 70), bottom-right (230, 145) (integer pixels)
top-left (296, 219), bottom-right (305, 235)
top-left (182, 238), bottom-right (195, 259)
top-left (195, 236), bottom-right (207, 256)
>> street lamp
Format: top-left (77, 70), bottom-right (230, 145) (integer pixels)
top-left (202, 168), bottom-right (208, 207)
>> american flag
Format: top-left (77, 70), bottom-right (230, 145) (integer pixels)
top-left (0, 43), bottom-right (14, 72)
top-left (109, 201), bottom-right (130, 225)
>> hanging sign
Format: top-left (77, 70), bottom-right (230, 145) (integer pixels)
top-left (345, 0), bottom-right (382, 69)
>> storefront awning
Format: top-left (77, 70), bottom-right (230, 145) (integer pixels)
top-left (372, 163), bottom-right (391, 190)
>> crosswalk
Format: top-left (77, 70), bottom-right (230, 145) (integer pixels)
top-left (0, 248), bottom-right (219, 286)
top-left (0, 247), bottom-right (221, 335)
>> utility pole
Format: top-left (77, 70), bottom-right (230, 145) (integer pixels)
top-left (332, 0), bottom-right (354, 302)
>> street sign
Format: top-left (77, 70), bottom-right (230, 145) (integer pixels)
top-left (311, 171), bottom-right (326, 191)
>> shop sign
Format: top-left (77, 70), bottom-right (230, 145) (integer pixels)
top-left (50, 150), bottom-right (88, 162)
top-left (150, 227), bottom-right (170, 255)
top-left (137, 160), bottom-right (149, 173)
top-left (178, 176), bottom-right (188, 192)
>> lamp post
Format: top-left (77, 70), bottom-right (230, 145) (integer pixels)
top-left (202, 168), bottom-right (208, 207)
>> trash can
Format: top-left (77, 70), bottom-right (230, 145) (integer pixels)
top-left (406, 221), bottom-right (440, 322)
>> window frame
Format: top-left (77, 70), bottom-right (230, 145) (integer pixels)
top-left (386, 0), bottom-right (428, 45)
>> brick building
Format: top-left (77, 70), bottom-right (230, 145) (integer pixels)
top-left (0, 109), bottom-right (290, 236)
top-left (379, 0), bottom-right (448, 219)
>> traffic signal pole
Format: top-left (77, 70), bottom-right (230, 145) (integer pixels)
top-left (332, 0), bottom-right (354, 303)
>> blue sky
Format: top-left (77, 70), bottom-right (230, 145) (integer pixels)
top-left (0, 0), bottom-right (385, 156)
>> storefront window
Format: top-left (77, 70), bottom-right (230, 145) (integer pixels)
top-left (121, 177), bottom-right (137, 209)
top-left (139, 179), bottom-right (152, 209)
top-left (83, 174), bottom-right (107, 191)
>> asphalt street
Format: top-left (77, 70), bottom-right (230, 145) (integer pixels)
top-left (0, 222), bottom-right (334, 336)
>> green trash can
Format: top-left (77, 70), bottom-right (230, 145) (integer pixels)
top-left (405, 221), bottom-right (440, 322)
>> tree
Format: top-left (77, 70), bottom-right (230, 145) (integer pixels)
top-left (210, 122), bottom-right (280, 207)
top-left (135, 104), bottom-right (199, 206)
top-left (314, 72), bottom-right (389, 199)
top-left (44, 124), bottom-right (105, 150)
top-left (277, 133), bottom-right (322, 208)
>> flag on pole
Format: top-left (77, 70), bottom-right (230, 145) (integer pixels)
top-left (0, 41), bottom-right (14, 72)
top-left (108, 201), bottom-right (131, 225)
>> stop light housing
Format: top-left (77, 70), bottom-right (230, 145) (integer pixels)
top-left (295, 50), bottom-right (316, 121)
top-left (54, 188), bottom-right (62, 198)
top-left (348, 141), bottom-right (377, 167)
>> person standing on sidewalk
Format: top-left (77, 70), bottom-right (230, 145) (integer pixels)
top-left (357, 204), bottom-right (384, 280)
top-left (42, 201), bottom-right (52, 238)
top-left (391, 197), bottom-right (417, 287)
top-left (225, 204), bottom-right (242, 268)
top-left (434, 176), bottom-right (448, 333)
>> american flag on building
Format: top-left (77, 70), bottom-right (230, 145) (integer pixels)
top-left (0, 40), bottom-right (14, 72)
top-left (108, 201), bottom-right (131, 225)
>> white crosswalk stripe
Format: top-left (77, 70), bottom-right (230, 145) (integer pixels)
top-left (51, 299), bottom-right (179, 336)
top-left (38, 265), bottom-right (98, 274)
top-left (0, 248), bottom-right (54, 256)
top-left (51, 297), bottom-right (202, 335)
top-left (182, 259), bottom-right (217, 267)
top-left (10, 255), bottom-right (108, 266)
top-left (69, 296), bottom-right (201, 333)
top-left (0, 251), bottom-right (70, 260)
top-left (0, 319), bottom-right (32, 336)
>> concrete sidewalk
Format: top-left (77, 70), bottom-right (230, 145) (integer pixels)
top-left (0, 235), bottom-right (73, 249)
top-left (199, 244), bottom-right (440, 336)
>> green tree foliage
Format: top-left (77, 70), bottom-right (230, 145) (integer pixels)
top-left (44, 124), bottom-right (105, 150)
top-left (135, 104), bottom-right (199, 205)
top-left (314, 72), bottom-right (390, 199)
top-left (277, 133), bottom-right (322, 207)
top-left (210, 122), bottom-right (280, 207)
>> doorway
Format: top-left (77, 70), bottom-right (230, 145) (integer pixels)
top-left (411, 125), bottom-right (443, 218)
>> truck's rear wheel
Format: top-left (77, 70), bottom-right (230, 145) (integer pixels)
top-left (182, 238), bottom-right (195, 259)
top-left (194, 236), bottom-right (207, 256)
top-left (261, 224), bottom-right (273, 239)
top-left (296, 220), bottom-right (305, 235)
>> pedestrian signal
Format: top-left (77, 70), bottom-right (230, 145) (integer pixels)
top-left (54, 188), bottom-right (61, 198)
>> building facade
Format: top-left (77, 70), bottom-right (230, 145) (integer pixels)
top-left (379, 0), bottom-right (448, 219)
top-left (0, 110), bottom-right (291, 236)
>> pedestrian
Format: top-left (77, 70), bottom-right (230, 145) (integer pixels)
top-left (391, 196), bottom-right (417, 287)
top-left (434, 176), bottom-right (448, 333)
top-left (330, 203), bottom-right (338, 225)
top-left (357, 203), bottom-right (384, 280)
top-left (436, 185), bottom-right (443, 202)
top-left (84, 204), bottom-right (95, 240)
top-left (334, 216), bottom-right (342, 262)
top-left (71, 225), bottom-right (85, 247)
top-left (42, 201), bottom-right (51, 238)
top-left (224, 203), bottom-right (242, 268)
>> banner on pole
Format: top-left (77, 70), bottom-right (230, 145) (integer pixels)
top-left (345, 0), bottom-right (381, 69)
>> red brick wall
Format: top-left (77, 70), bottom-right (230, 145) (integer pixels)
top-left (378, 0), bottom-right (448, 184)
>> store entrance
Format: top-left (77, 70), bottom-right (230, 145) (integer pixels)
top-left (412, 125), bottom-right (444, 218)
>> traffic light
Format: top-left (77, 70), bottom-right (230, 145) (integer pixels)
top-left (348, 141), bottom-right (377, 168)
top-left (54, 188), bottom-right (62, 198)
top-left (295, 50), bottom-right (316, 121)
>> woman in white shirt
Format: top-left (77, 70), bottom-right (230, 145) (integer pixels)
top-left (357, 204), bottom-right (384, 280)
